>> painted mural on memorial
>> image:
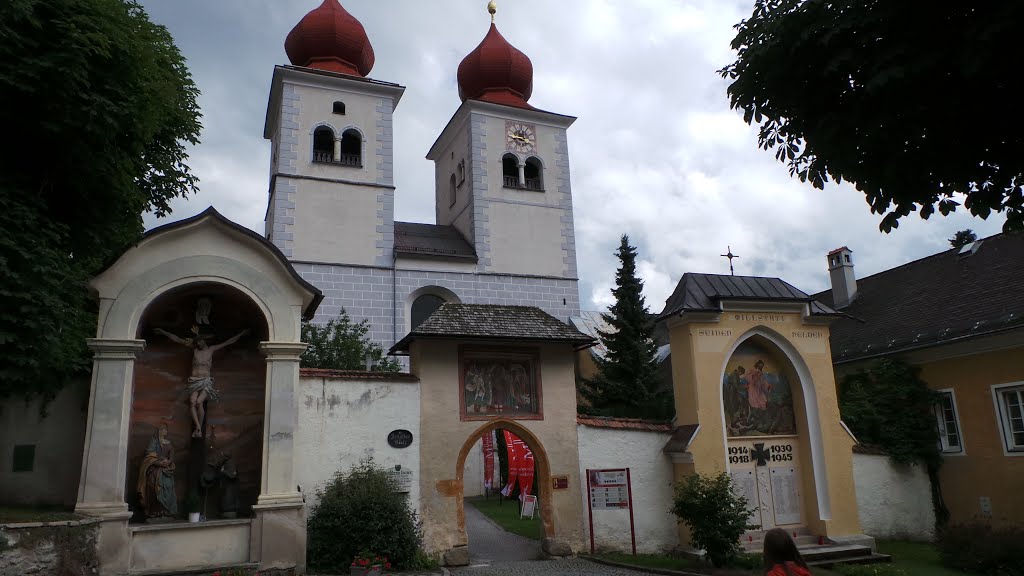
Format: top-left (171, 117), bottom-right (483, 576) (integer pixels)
top-left (722, 341), bottom-right (797, 437)
top-left (461, 350), bottom-right (540, 418)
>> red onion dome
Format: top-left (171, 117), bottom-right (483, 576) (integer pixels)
top-left (457, 23), bottom-right (534, 109)
top-left (285, 0), bottom-right (375, 76)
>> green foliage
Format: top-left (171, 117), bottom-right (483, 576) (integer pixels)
top-left (720, 1), bottom-right (1024, 232)
top-left (839, 359), bottom-right (940, 467)
top-left (0, 0), bottom-right (201, 400)
top-left (938, 524), bottom-right (1024, 576)
top-left (949, 229), bottom-right (978, 249)
top-left (580, 235), bottom-right (672, 420)
top-left (301, 309), bottom-right (401, 372)
top-left (670, 472), bottom-right (757, 568)
top-left (838, 358), bottom-right (949, 527)
top-left (307, 458), bottom-right (423, 572)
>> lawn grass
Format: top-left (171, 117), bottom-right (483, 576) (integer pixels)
top-left (874, 540), bottom-right (978, 576)
top-left (465, 495), bottom-right (542, 541)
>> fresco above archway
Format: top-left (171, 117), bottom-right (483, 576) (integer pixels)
top-left (723, 340), bottom-right (797, 437)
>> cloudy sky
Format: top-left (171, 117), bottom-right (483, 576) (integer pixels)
top-left (139, 0), bottom-right (1004, 312)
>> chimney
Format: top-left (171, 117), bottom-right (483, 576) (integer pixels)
top-left (827, 246), bottom-right (857, 308)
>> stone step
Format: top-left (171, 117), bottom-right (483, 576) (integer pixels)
top-left (742, 535), bottom-right (820, 551)
top-left (809, 553), bottom-right (893, 568)
top-left (800, 544), bottom-right (876, 563)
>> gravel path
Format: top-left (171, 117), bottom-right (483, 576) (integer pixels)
top-left (450, 558), bottom-right (651, 575)
top-left (464, 500), bottom-right (542, 565)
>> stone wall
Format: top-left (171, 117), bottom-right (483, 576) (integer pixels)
top-left (0, 387), bottom-right (87, 509)
top-left (852, 451), bottom-right (936, 541)
top-left (0, 518), bottom-right (99, 576)
top-left (576, 424), bottom-right (678, 554)
top-left (295, 371), bottom-right (422, 515)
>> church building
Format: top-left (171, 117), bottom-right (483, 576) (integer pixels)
top-left (264, 0), bottom-right (581, 350)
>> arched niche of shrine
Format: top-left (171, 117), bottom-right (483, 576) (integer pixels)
top-left (721, 334), bottom-right (816, 531)
top-left (128, 282), bottom-right (269, 522)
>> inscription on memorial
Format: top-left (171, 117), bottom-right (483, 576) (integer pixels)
top-left (770, 467), bottom-right (801, 525)
top-left (698, 329), bottom-right (733, 337)
top-left (791, 330), bottom-right (824, 339)
top-left (733, 313), bottom-right (788, 323)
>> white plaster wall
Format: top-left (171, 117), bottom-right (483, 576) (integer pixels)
top-left (0, 386), bottom-right (87, 508)
top-left (463, 438), bottom-right (485, 498)
top-left (852, 453), bottom-right (935, 541)
top-left (291, 179), bottom-right (380, 264)
top-left (487, 202), bottom-right (565, 277)
top-left (577, 426), bottom-right (679, 554)
top-left (295, 376), bottom-right (421, 515)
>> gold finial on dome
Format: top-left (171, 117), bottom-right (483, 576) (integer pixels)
top-left (488, 1), bottom-right (497, 22)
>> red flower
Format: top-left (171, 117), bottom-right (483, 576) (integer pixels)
top-left (212, 572), bottom-right (221, 576)
top-left (384, 562), bottom-right (392, 569)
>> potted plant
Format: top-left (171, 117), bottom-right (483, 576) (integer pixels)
top-left (184, 493), bottom-right (201, 523)
top-left (350, 551), bottom-right (391, 576)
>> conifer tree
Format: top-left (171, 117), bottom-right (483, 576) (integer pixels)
top-left (579, 235), bottom-right (672, 420)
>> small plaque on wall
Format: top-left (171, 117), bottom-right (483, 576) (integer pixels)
top-left (552, 475), bottom-right (569, 490)
top-left (387, 429), bottom-right (414, 449)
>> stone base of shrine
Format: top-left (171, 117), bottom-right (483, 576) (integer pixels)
top-left (130, 518), bottom-right (253, 574)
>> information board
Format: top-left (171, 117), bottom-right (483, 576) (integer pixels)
top-left (520, 495), bottom-right (537, 519)
top-left (586, 468), bottom-right (636, 555)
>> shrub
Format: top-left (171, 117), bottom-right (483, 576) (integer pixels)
top-left (307, 458), bottom-right (423, 572)
top-left (938, 523), bottom-right (1024, 576)
top-left (670, 472), bottom-right (757, 568)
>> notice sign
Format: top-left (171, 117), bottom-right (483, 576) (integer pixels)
top-left (388, 465), bottom-right (414, 493)
top-left (586, 468), bottom-right (636, 555)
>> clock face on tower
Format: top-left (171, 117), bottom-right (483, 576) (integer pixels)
top-left (505, 121), bottom-right (537, 154)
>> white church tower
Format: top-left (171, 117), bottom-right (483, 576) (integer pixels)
top-left (427, 4), bottom-right (578, 280)
top-left (265, 0), bottom-right (580, 352)
top-left (264, 0), bottom-right (404, 267)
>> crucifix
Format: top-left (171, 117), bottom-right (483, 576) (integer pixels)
top-left (721, 246), bottom-right (740, 276)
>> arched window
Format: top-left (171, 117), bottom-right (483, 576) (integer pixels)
top-left (340, 129), bottom-right (361, 167)
top-left (313, 126), bottom-right (335, 163)
top-left (449, 174), bottom-right (457, 207)
top-left (411, 294), bottom-right (446, 330)
top-left (502, 153), bottom-right (520, 188)
top-left (524, 157), bottom-right (543, 190)
top-left (333, 101), bottom-right (346, 115)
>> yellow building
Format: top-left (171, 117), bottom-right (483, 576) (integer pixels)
top-left (656, 273), bottom-right (867, 548)
top-left (815, 235), bottom-right (1024, 527)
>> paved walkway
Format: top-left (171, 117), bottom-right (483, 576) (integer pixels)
top-left (463, 500), bottom-right (542, 565)
top-left (451, 558), bottom-right (650, 575)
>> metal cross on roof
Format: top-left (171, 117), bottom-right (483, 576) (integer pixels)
top-left (721, 246), bottom-right (740, 276)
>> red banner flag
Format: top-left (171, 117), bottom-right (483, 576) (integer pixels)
top-left (482, 432), bottom-right (495, 489)
top-left (501, 430), bottom-right (520, 498)
top-left (518, 443), bottom-right (535, 501)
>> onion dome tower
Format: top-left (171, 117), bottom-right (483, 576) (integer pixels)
top-left (284, 0), bottom-right (375, 76)
top-left (456, 1), bottom-right (534, 109)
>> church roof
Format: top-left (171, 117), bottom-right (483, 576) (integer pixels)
top-left (658, 273), bottom-right (840, 320)
top-left (814, 233), bottom-right (1024, 364)
top-left (284, 0), bottom-right (375, 76)
top-left (390, 304), bottom-right (594, 354)
top-left (394, 222), bottom-right (476, 261)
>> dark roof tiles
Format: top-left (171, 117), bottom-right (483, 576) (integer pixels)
top-left (394, 222), bottom-right (476, 260)
top-left (659, 273), bottom-right (839, 319)
top-left (814, 233), bottom-right (1024, 363)
top-left (390, 303), bottom-right (594, 353)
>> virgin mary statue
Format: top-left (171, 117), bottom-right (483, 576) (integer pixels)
top-left (137, 424), bottom-right (177, 518)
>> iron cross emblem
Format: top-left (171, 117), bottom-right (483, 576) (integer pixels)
top-left (751, 443), bottom-right (771, 467)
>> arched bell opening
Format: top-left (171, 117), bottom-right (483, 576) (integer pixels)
top-left (127, 282), bottom-right (269, 523)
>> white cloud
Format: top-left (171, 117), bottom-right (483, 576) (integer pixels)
top-left (139, 0), bottom-right (1007, 314)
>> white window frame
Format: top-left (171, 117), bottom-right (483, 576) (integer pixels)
top-left (934, 389), bottom-right (965, 455)
top-left (992, 382), bottom-right (1024, 456)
